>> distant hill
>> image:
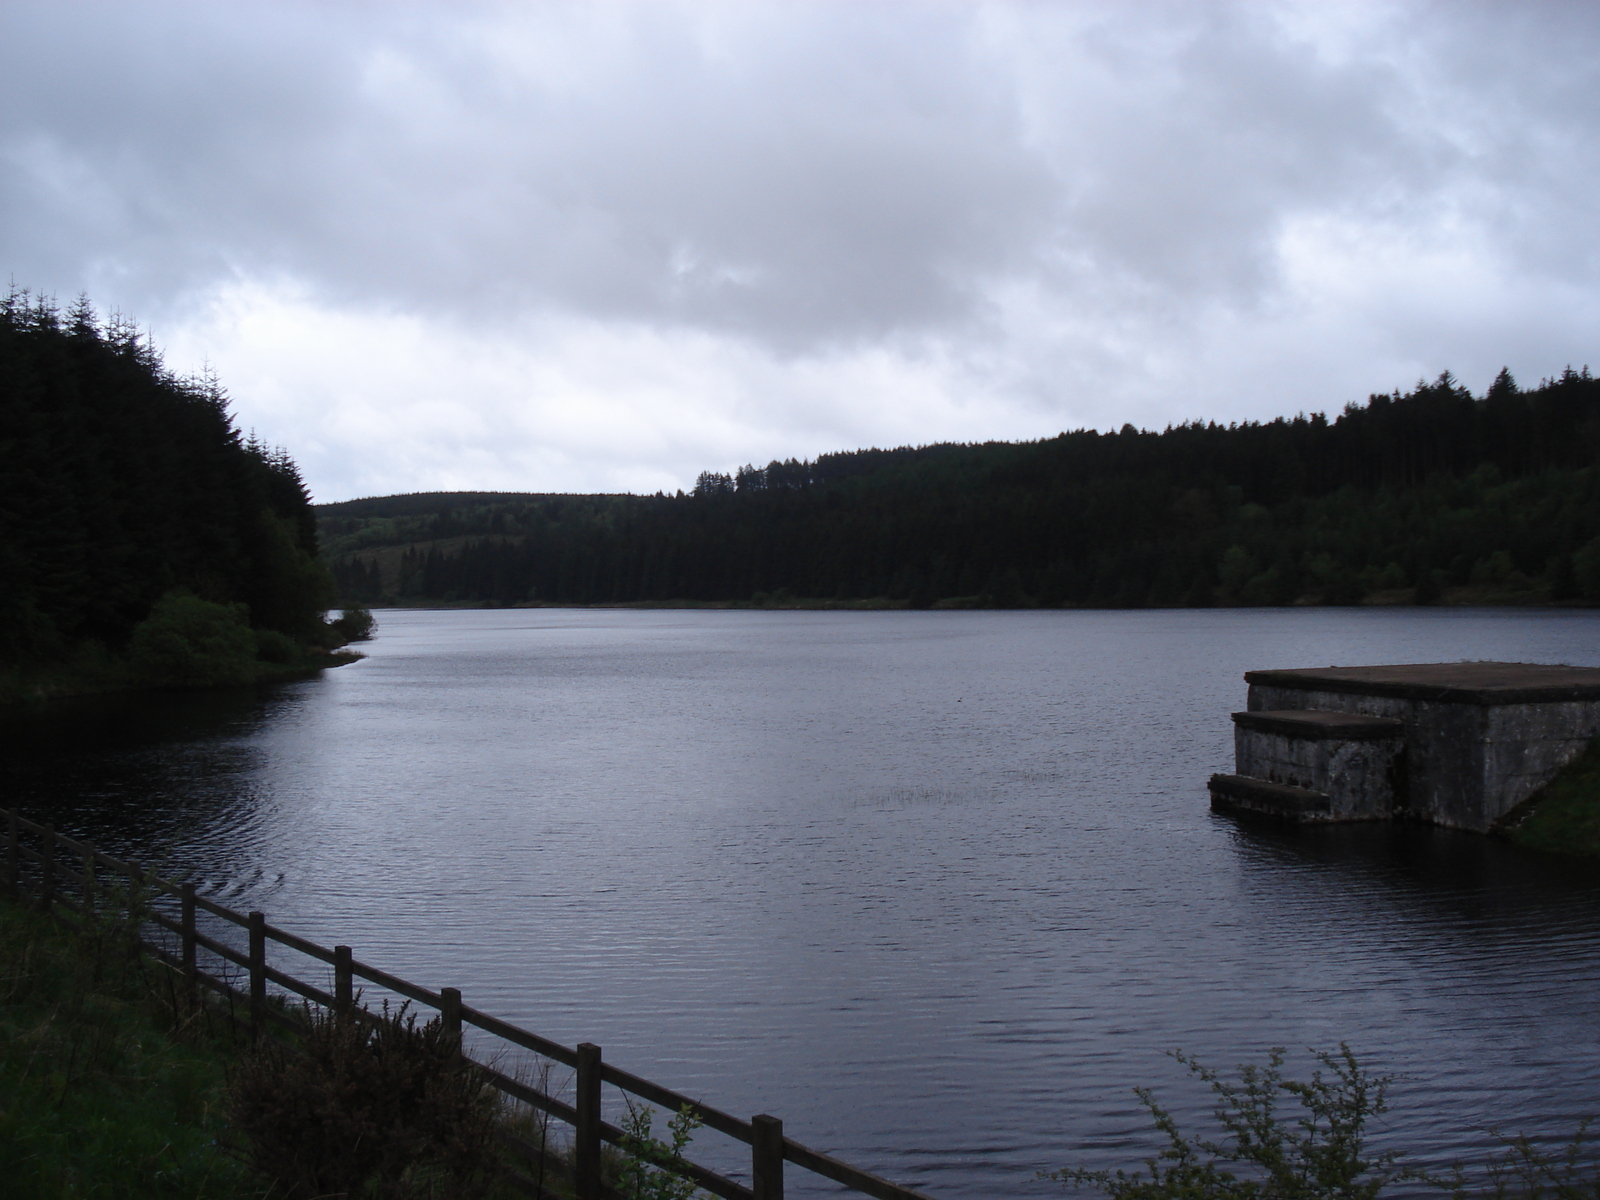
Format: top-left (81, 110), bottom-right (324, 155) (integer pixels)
top-left (319, 491), bottom-right (555, 522)
top-left (317, 368), bottom-right (1600, 610)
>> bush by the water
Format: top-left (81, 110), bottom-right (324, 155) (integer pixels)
top-left (226, 1000), bottom-right (501, 1199)
top-left (331, 605), bottom-right (378, 642)
top-left (617, 1101), bottom-right (705, 1200)
top-left (128, 593), bottom-right (259, 688)
top-left (252, 627), bottom-right (301, 664)
top-left (1049, 1046), bottom-right (1407, 1200)
top-left (1048, 1046), bottom-right (1600, 1200)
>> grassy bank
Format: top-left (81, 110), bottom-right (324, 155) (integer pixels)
top-left (0, 600), bottom-right (374, 707)
top-left (1501, 735), bottom-right (1600, 857)
top-left (0, 893), bottom-right (262, 1199)
top-left (0, 883), bottom-right (664, 1200)
top-left (0, 649), bottom-right (363, 707)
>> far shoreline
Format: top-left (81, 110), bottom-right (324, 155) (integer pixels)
top-left (360, 589), bottom-right (1600, 613)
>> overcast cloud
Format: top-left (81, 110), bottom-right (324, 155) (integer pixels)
top-left (3, 0), bottom-right (1598, 500)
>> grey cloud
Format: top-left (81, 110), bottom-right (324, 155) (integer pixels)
top-left (0, 3), bottom-right (359, 295)
top-left (2, 1), bottom-right (1598, 402)
top-left (2, 2), bottom-right (1062, 344)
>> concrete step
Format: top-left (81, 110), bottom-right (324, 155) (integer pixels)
top-left (1231, 709), bottom-right (1405, 740)
top-left (1209, 772), bottom-right (1332, 822)
top-left (1227, 710), bottom-right (1407, 820)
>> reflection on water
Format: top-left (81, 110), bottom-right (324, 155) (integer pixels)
top-left (4, 607), bottom-right (1600, 1198)
top-left (1, 686), bottom-right (279, 872)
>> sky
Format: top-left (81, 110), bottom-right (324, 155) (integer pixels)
top-left (4, 1), bottom-right (1599, 503)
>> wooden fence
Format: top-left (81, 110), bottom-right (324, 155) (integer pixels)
top-left (2, 808), bottom-right (937, 1200)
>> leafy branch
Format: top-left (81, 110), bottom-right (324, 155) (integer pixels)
top-left (617, 1100), bottom-right (706, 1200)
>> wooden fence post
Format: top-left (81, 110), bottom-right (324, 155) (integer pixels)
top-left (575, 1042), bottom-right (602, 1200)
top-left (752, 1114), bottom-right (784, 1200)
top-left (40, 824), bottom-right (54, 915)
top-left (441, 987), bottom-right (462, 1059)
top-left (180, 883), bottom-right (197, 995)
top-left (334, 945), bottom-right (352, 1015)
top-left (6, 811), bottom-right (18, 897)
top-left (248, 911), bottom-right (266, 1038)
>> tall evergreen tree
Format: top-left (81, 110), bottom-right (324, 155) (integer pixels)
top-left (0, 288), bottom-right (335, 669)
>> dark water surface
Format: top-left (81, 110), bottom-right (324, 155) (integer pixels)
top-left (6, 607), bottom-right (1600, 1196)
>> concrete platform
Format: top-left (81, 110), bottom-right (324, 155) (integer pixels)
top-left (1228, 661), bottom-right (1600, 831)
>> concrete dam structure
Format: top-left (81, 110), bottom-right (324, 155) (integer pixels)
top-left (1208, 662), bottom-right (1600, 831)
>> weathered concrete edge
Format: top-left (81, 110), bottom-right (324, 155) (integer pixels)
top-left (1231, 710), bottom-right (1406, 740)
top-left (1241, 670), bottom-right (1600, 706)
top-left (1209, 773), bottom-right (1332, 819)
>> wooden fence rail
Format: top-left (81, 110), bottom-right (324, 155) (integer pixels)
top-left (1, 809), bottom-right (936, 1200)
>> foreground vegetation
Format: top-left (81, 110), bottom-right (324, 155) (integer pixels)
top-left (0, 886), bottom-right (722, 1199)
top-left (322, 367), bottom-right (1600, 609)
top-left (0, 893), bottom-right (261, 1198)
top-left (0, 289), bottom-right (365, 702)
top-left (6, 877), bottom-right (1599, 1199)
top-left (1050, 1046), bottom-right (1600, 1200)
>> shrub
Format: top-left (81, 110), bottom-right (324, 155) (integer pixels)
top-left (331, 605), bottom-right (378, 643)
top-left (226, 1000), bottom-right (500, 1199)
top-left (1451, 1121), bottom-right (1600, 1200)
top-left (127, 592), bottom-right (257, 687)
top-left (1046, 1046), bottom-right (1409, 1200)
top-left (253, 627), bottom-right (299, 664)
top-left (617, 1101), bottom-right (705, 1200)
top-left (1048, 1047), bottom-right (1600, 1199)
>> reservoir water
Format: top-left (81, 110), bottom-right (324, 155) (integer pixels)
top-left (5, 607), bottom-right (1600, 1197)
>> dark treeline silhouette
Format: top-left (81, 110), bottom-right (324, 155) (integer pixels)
top-left (322, 368), bottom-right (1600, 609)
top-left (1, 289), bottom-right (335, 672)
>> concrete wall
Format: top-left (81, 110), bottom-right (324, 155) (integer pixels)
top-left (1245, 684), bottom-right (1600, 830)
top-left (1234, 725), bottom-right (1404, 820)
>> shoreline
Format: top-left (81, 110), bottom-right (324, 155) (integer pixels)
top-left (353, 591), bottom-right (1600, 613)
top-left (0, 650), bottom-right (364, 707)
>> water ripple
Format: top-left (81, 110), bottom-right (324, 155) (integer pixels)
top-left (4, 607), bottom-right (1600, 1197)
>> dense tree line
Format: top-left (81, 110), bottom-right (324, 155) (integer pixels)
top-left (322, 368), bottom-right (1600, 609)
top-left (0, 289), bottom-right (337, 676)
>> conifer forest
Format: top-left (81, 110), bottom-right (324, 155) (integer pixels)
top-left (321, 368), bottom-right (1600, 610)
top-left (0, 290), bottom-right (340, 686)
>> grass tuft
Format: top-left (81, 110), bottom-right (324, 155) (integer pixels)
top-left (1500, 735), bottom-right (1600, 857)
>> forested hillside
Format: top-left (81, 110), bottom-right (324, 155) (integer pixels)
top-left (322, 368), bottom-right (1600, 610)
top-left (0, 289), bottom-right (354, 695)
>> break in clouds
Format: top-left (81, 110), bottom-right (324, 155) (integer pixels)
top-left (3, 0), bottom-right (1599, 500)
